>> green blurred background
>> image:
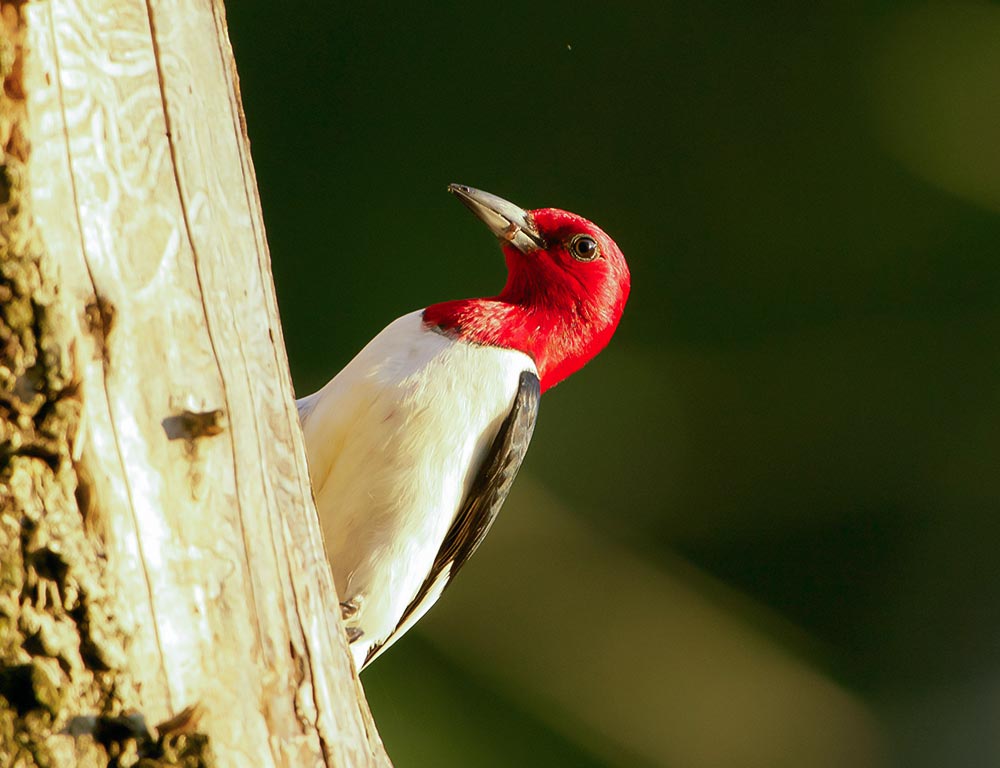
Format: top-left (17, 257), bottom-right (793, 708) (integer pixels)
top-left (227, 2), bottom-right (1000, 766)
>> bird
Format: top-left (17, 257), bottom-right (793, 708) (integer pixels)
top-left (296, 184), bottom-right (630, 671)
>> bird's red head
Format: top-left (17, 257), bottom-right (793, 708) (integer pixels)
top-left (424, 185), bottom-right (630, 392)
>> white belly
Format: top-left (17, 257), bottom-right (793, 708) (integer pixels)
top-left (297, 310), bottom-right (535, 667)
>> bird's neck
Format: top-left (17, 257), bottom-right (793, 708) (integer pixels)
top-left (423, 294), bottom-right (613, 392)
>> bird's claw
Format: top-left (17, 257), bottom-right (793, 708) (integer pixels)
top-left (340, 599), bottom-right (364, 643)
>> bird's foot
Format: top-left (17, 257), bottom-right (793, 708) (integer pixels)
top-left (341, 598), bottom-right (364, 643)
top-left (340, 598), bottom-right (360, 619)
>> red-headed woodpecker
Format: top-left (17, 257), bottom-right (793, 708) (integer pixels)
top-left (297, 184), bottom-right (630, 670)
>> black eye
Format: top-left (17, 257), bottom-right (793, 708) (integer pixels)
top-left (569, 234), bottom-right (600, 262)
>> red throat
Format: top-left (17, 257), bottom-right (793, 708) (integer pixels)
top-left (423, 208), bottom-right (630, 392)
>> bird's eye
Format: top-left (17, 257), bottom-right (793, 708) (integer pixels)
top-left (569, 234), bottom-right (600, 262)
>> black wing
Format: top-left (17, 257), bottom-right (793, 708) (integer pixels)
top-left (363, 369), bottom-right (541, 667)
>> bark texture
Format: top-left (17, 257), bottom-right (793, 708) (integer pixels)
top-left (0, 7), bottom-right (139, 765)
top-left (0, 1), bottom-right (390, 766)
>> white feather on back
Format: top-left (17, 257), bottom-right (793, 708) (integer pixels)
top-left (297, 310), bottom-right (536, 669)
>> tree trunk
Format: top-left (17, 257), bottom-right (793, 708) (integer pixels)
top-left (0, 1), bottom-right (391, 765)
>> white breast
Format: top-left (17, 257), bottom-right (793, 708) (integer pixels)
top-left (297, 310), bottom-right (536, 668)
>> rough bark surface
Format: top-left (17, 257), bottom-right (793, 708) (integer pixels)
top-left (0, 4), bottom-right (154, 765)
top-left (0, 1), bottom-right (390, 766)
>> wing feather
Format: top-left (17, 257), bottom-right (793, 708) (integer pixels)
top-left (362, 369), bottom-right (541, 668)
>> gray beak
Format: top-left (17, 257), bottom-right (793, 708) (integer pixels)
top-left (448, 184), bottom-right (545, 253)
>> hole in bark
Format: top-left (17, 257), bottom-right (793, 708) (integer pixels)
top-left (0, 664), bottom-right (39, 715)
top-left (162, 409), bottom-right (226, 440)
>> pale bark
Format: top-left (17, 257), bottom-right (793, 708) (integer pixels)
top-left (0, 0), bottom-right (390, 765)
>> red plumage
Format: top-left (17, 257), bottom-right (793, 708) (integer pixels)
top-left (423, 207), bottom-right (630, 392)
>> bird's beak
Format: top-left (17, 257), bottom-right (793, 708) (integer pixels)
top-left (448, 184), bottom-right (544, 253)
